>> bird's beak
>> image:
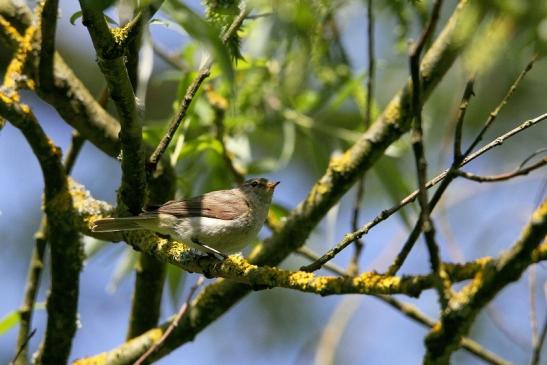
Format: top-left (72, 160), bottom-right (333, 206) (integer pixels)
top-left (267, 181), bottom-right (280, 191)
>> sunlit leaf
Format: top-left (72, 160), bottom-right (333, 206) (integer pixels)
top-left (267, 202), bottom-right (290, 232)
top-left (165, 0), bottom-right (234, 84)
top-left (0, 310), bottom-right (19, 335)
top-left (0, 303), bottom-right (46, 336)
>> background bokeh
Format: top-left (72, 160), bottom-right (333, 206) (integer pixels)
top-left (1, 0), bottom-right (546, 364)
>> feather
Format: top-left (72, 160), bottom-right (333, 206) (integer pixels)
top-left (142, 189), bottom-right (249, 220)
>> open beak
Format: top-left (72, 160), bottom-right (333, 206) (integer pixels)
top-left (267, 181), bottom-right (280, 191)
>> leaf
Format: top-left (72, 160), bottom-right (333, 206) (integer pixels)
top-left (247, 121), bottom-right (295, 174)
top-left (0, 310), bottom-right (19, 335)
top-left (173, 135), bottom-right (223, 164)
top-left (70, 11), bottom-right (83, 25)
top-left (165, 0), bottom-right (234, 84)
top-left (0, 303), bottom-right (46, 336)
top-left (267, 202), bottom-right (291, 232)
top-left (70, 10), bottom-right (118, 26)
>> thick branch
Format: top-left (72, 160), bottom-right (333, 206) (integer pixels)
top-left (79, 0), bottom-right (146, 215)
top-left (14, 131), bottom-right (85, 365)
top-left (38, 0), bottom-right (58, 89)
top-left (424, 200), bottom-right (547, 364)
top-left (0, 3), bottom-right (121, 157)
top-left (0, 94), bottom-right (81, 365)
top-left (73, 1), bottom-right (485, 362)
top-left (303, 111), bottom-right (547, 273)
top-left (70, 243), bottom-right (547, 364)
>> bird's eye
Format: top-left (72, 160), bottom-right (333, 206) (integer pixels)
top-left (251, 181), bottom-right (258, 187)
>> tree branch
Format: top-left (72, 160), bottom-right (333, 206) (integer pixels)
top-left (70, 243), bottom-right (547, 365)
top-left (14, 130), bottom-right (85, 365)
top-left (0, 93), bottom-right (81, 365)
top-left (147, 4), bottom-right (250, 172)
top-left (56, 2), bottom-right (487, 362)
top-left (79, 0), bottom-right (146, 216)
top-left (424, 200), bottom-right (547, 364)
top-left (0, 4), bottom-right (121, 157)
top-left (37, 0), bottom-right (58, 90)
top-left (301, 111), bottom-right (547, 273)
top-left (408, 0), bottom-right (451, 308)
top-left (456, 157), bottom-right (546, 183)
top-left (348, 0), bottom-right (375, 276)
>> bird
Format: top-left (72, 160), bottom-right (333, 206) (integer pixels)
top-left (90, 178), bottom-right (280, 258)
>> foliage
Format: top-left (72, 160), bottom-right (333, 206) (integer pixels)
top-left (0, 0), bottom-right (546, 365)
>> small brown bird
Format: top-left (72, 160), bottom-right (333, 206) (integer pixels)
top-left (91, 178), bottom-right (279, 257)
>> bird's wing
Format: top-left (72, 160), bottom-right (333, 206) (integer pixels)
top-left (142, 190), bottom-right (249, 220)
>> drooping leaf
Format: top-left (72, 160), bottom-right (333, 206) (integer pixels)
top-left (0, 310), bottom-right (19, 335)
top-left (165, 0), bottom-right (234, 84)
top-left (70, 11), bottom-right (83, 25)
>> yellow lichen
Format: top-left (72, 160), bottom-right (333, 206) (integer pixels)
top-left (329, 149), bottom-right (354, 173)
top-left (147, 327), bottom-right (164, 343)
top-left (72, 352), bottom-right (107, 365)
top-left (0, 16), bottom-right (22, 43)
top-left (3, 24), bottom-right (37, 91)
top-left (110, 27), bottom-right (127, 45)
top-left (289, 271), bottom-right (315, 287)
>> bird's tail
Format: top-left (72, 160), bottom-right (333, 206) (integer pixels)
top-left (90, 216), bottom-right (155, 233)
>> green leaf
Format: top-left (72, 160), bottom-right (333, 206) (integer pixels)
top-left (70, 9), bottom-right (118, 26)
top-left (0, 303), bottom-right (46, 336)
top-left (0, 310), bottom-right (19, 335)
top-left (173, 135), bottom-right (223, 164)
top-left (267, 202), bottom-right (291, 231)
top-left (165, 0), bottom-right (234, 84)
top-left (70, 11), bottom-right (83, 25)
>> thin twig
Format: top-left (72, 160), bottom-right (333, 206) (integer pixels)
top-left (386, 77), bottom-right (475, 276)
top-left (408, 0), bottom-right (449, 307)
top-left (206, 85), bottom-right (245, 184)
top-left (453, 77), bottom-right (476, 162)
top-left (457, 157), bottom-right (546, 183)
top-left (134, 276), bottom-right (205, 365)
top-left (147, 5), bottom-right (250, 173)
top-left (530, 315), bottom-right (547, 365)
top-left (296, 248), bottom-right (512, 365)
top-left (300, 112), bottom-right (547, 273)
top-left (348, 0), bottom-right (375, 276)
top-left (463, 54), bottom-right (538, 157)
top-left (529, 265), bottom-right (539, 360)
top-left (388, 53), bottom-right (538, 276)
top-left (153, 43), bottom-right (187, 71)
top-left (63, 131), bottom-right (86, 173)
top-left (10, 328), bottom-right (36, 365)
